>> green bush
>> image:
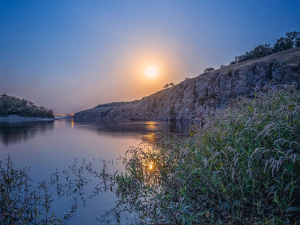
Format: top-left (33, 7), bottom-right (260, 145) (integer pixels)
top-left (113, 87), bottom-right (300, 224)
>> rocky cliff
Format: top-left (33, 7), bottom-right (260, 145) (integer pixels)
top-left (74, 48), bottom-right (300, 121)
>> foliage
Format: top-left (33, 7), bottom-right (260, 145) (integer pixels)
top-left (112, 87), bottom-right (300, 224)
top-left (163, 83), bottom-right (175, 89)
top-left (272, 37), bottom-right (293, 53)
top-left (296, 36), bottom-right (300, 48)
top-left (235, 44), bottom-right (272, 63)
top-left (94, 101), bottom-right (133, 109)
top-left (0, 155), bottom-right (103, 224)
top-left (203, 68), bottom-right (215, 73)
top-left (234, 31), bottom-right (300, 64)
top-left (0, 94), bottom-right (54, 118)
top-left (0, 155), bottom-right (66, 224)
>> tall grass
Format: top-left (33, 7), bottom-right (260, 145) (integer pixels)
top-left (114, 87), bottom-right (300, 224)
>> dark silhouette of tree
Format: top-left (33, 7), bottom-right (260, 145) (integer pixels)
top-left (0, 94), bottom-right (54, 118)
top-left (233, 31), bottom-right (300, 64)
top-left (236, 44), bottom-right (272, 63)
top-left (164, 83), bottom-right (175, 88)
top-left (286, 31), bottom-right (300, 42)
top-left (251, 44), bottom-right (272, 58)
top-left (203, 68), bottom-right (215, 73)
top-left (272, 37), bottom-right (293, 53)
top-left (296, 37), bottom-right (300, 48)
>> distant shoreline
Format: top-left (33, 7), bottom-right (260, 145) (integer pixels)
top-left (0, 115), bottom-right (54, 122)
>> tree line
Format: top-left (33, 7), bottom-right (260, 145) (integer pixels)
top-left (202, 31), bottom-right (300, 73)
top-left (232, 31), bottom-right (300, 64)
top-left (0, 94), bottom-right (54, 118)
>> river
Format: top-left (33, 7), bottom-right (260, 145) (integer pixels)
top-left (0, 120), bottom-right (190, 224)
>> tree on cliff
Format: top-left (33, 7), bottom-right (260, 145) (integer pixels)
top-left (251, 44), bottom-right (272, 58)
top-left (203, 68), bottom-right (215, 73)
top-left (234, 31), bottom-right (300, 64)
top-left (272, 31), bottom-right (299, 53)
top-left (272, 37), bottom-right (294, 53)
top-left (286, 31), bottom-right (300, 43)
top-left (296, 37), bottom-right (300, 47)
top-left (164, 83), bottom-right (175, 88)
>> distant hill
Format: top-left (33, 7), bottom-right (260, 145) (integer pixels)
top-left (74, 48), bottom-right (300, 122)
top-left (0, 94), bottom-right (54, 118)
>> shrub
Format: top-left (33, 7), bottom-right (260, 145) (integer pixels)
top-left (113, 87), bottom-right (300, 224)
top-left (0, 156), bottom-right (66, 224)
top-left (204, 68), bottom-right (215, 73)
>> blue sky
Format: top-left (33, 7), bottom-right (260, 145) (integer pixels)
top-left (1, 0), bottom-right (299, 113)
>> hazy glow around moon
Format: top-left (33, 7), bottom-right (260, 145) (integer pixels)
top-left (145, 66), bottom-right (158, 78)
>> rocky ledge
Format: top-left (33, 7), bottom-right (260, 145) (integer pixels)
top-left (75, 48), bottom-right (300, 122)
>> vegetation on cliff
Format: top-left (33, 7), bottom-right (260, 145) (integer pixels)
top-left (0, 94), bottom-right (54, 118)
top-left (231, 31), bottom-right (300, 64)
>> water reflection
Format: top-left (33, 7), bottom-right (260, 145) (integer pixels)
top-left (72, 120), bottom-right (191, 142)
top-left (0, 122), bottom-right (54, 146)
top-left (0, 120), bottom-right (191, 224)
top-left (0, 120), bottom-right (191, 147)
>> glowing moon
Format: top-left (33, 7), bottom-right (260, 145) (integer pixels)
top-left (145, 66), bottom-right (158, 78)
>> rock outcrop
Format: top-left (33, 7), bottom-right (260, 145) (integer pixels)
top-left (74, 48), bottom-right (300, 122)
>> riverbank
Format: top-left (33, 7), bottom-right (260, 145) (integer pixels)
top-left (112, 88), bottom-right (300, 224)
top-left (0, 115), bottom-right (54, 122)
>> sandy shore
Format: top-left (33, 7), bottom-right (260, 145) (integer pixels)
top-left (0, 115), bottom-right (54, 122)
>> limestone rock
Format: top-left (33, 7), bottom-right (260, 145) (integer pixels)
top-left (74, 48), bottom-right (300, 121)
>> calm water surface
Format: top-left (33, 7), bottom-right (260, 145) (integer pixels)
top-left (0, 120), bottom-right (190, 224)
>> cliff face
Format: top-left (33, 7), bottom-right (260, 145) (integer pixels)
top-left (74, 48), bottom-right (300, 122)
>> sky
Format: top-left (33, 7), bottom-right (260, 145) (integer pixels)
top-left (1, 0), bottom-right (300, 113)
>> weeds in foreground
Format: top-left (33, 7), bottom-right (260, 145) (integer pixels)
top-left (112, 87), bottom-right (300, 224)
top-left (0, 155), bottom-right (67, 224)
